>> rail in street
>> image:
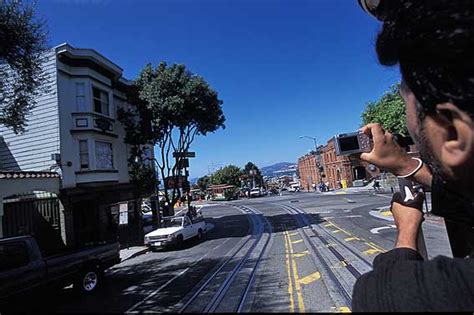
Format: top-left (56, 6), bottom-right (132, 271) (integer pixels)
top-left (12, 193), bottom-right (451, 313)
top-left (177, 204), bottom-right (272, 313)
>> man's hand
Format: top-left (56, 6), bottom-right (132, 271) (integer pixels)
top-left (358, 123), bottom-right (418, 176)
top-left (391, 191), bottom-right (425, 251)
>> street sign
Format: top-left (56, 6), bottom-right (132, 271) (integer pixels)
top-left (119, 202), bottom-right (128, 225)
top-left (177, 158), bottom-right (189, 169)
top-left (173, 151), bottom-right (196, 158)
top-left (165, 175), bottom-right (187, 189)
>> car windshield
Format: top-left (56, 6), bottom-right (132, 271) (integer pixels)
top-left (162, 218), bottom-right (183, 228)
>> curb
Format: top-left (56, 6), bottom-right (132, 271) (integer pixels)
top-left (121, 247), bottom-right (149, 262)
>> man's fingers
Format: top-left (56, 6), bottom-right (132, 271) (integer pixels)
top-left (359, 152), bottom-right (372, 162)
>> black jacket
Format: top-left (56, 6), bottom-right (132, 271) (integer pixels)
top-left (352, 248), bottom-right (474, 312)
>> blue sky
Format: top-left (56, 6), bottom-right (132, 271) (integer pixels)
top-left (37, 0), bottom-right (401, 178)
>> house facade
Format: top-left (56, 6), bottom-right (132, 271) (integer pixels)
top-left (0, 43), bottom-right (153, 249)
top-left (297, 138), bottom-right (380, 191)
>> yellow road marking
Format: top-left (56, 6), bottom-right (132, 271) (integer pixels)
top-left (289, 232), bottom-right (298, 236)
top-left (285, 230), bottom-right (305, 313)
top-left (331, 230), bottom-right (341, 234)
top-left (325, 220), bottom-right (351, 236)
top-left (293, 250), bottom-right (309, 258)
top-left (298, 272), bottom-right (321, 285)
top-left (283, 226), bottom-right (295, 313)
top-left (363, 248), bottom-right (382, 255)
top-left (335, 192), bottom-right (347, 195)
top-left (338, 306), bottom-right (352, 313)
top-left (291, 239), bottom-right (304, 244)
top-left (367, 241), bottom-right (387, 253)
top-left (326, 220), bottom-right (387, 253)
top-left (323, 223), bottom-right (333, 228)
top-left (344, 237), bottom-right (359, 242)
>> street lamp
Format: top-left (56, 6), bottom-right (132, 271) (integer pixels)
top-left (299, 135), bottom-right (318, 152)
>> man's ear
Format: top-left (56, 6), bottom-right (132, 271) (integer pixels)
top-left (435, 103), bottom-right (473, 169)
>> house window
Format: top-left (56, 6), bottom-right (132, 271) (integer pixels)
top-left (92, 87), bottom-right (110, 116)
top-left (76, 83), bottom-right (86, 112)
top-left (95, 141), bottom-right (113, 169)
top-left (79, 140), bottom-right (89, 169)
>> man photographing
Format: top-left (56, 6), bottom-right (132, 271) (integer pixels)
top-left (353, 0), bottom-right (474, 312)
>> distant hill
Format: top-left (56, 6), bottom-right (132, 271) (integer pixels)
top-left (261, 162), bottom-right (296, 177)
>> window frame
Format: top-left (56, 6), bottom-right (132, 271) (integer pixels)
top-left (95, 141), bottom-right (114, 170)
top-left (75, 82), bottom-right (87, 112)
top-left (79, 139), bottom-right (89, 170)
top-left (92, 86), bottom-right (110, 116)
top-left (0, 241), bottom-right (30, 272)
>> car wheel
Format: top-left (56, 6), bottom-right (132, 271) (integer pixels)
top-left (74, 266), bottom-right (102, 294)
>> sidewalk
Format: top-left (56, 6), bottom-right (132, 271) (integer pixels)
top-left (120, 246), bottom-right (149, 262)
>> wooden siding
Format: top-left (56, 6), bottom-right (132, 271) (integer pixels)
top-left (0, 50), bottom-right (60, 171)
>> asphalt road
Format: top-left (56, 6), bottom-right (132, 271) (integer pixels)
top-left (2, 191), bottom-right (452, 313)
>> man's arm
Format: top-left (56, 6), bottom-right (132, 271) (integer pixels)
top-left (352, 188), bottom-right (474, 312)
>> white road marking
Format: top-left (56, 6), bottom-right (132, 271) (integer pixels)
top-left (370, 225), bottom-right (397, 234)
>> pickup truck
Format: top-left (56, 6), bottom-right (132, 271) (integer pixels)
top-left (0, 235), bottom-right (120, 301)
top-left (144, 214), bottom-right (206, 249)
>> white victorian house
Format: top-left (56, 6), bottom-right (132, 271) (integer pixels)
top-left (0, 43), bottom-right (153, 250)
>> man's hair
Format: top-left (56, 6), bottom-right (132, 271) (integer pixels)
top-left (375, 0), bottom-right (474, 117)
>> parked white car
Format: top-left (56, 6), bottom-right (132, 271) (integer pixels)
top-left (250, 188), bottom-right (261, 198)
top-left (144, 215), bottom-right (206, 249)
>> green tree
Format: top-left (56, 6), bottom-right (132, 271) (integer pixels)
top-left (118, 62), bottom-right (225, 215)
top-left (243, 162), bottom-right (263, 188)
top-left (361, 84), bottom-right (408, 135)
top-left (211, 165), bottom-right (243, 187)
top-left (197, 175), bottom-right (210, 191)
top-left (0, 0), bottom-right (49, 134)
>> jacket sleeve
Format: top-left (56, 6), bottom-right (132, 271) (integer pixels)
top-left (352, 248), bottom-right (474, 312)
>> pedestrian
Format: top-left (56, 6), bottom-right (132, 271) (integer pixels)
top-left (373, 180), bottom-right (380, 192)
top-left (352, 0), bottom-right (474, 312)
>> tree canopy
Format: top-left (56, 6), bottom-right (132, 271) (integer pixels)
top-left (242, 162), bottom-right (263, 188)
top-left (118, 62), bottom-right (225, 213)
top-left (196, 175), bottom-right (210, 191)
top-left (211, 165), bottom-right (243, 187)
top-left (361, 84), bottom-right (408, 135)
top-left (0, 0), bottom-right (49, 134)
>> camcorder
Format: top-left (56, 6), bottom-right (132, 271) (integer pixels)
top-left (334, 131), bottom-right (414, 156)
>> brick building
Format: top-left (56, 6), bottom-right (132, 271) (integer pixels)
top-left (320, 139), bottom-right (353, 189)
top-left (297, 151), bottom-right (320, 191)
top-left (298, 138), bottom-right (380, 190)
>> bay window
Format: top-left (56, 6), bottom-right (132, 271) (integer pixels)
top-left (95, 141), bottom-right (113, 169)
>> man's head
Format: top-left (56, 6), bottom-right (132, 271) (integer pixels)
top-left (373, 0), bottom-right (474, 199)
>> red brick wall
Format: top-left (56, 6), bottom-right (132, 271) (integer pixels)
top-left (297, 152), bottom-right (320, 191)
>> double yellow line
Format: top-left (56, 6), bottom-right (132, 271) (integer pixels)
top-left (283, 226), bottom-right (321, 313)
